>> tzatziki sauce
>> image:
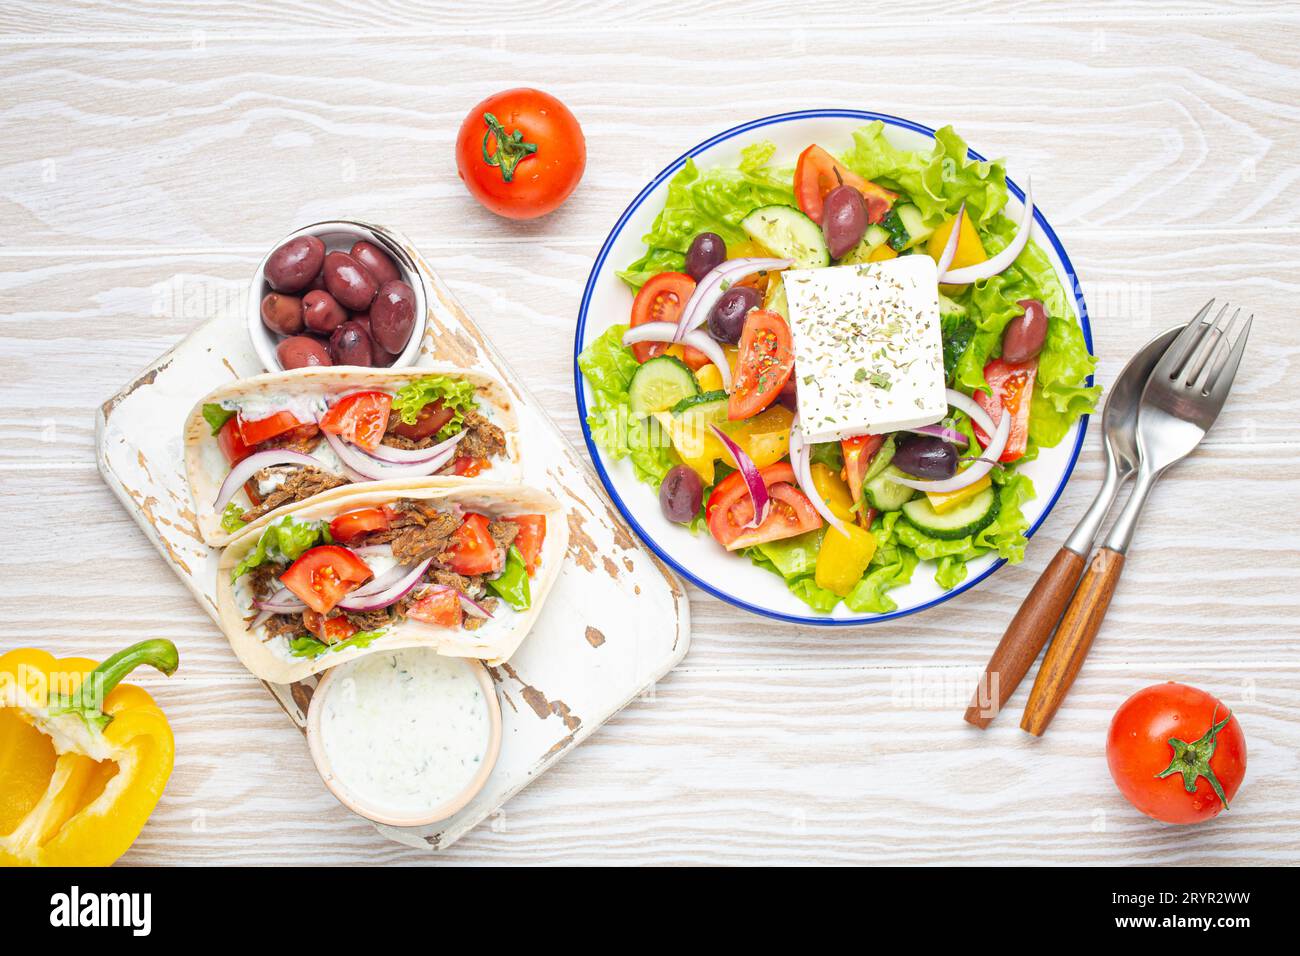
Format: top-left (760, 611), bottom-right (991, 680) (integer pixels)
top-left (318, 648), bottom-right (492, 816)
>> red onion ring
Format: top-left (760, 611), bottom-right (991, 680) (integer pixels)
top-left (904, 423), bottom-right (969, 447)
top-left (891, 389), bottom-right (1010, 493)
top-left (675, 257), bottom-right (791, 341)
top-left (337, 557), bottom-right (433, 612)
top-left (253, 586), bottom-right (307, 613)
top-left (323, 430), bottom-right (457, 481)
top-left (215, 449), bottom-right (325, 512)
top-left (361, 429), bottom-right (467, 464)
top-left (459, 593), bottom-right (494, 619)
top-left (934, 202), bottom-right (966, 278)
top-left (940, 179), bottom-right (1034, 285)
top-left (621, 323), bottom-right (733, 390)
top-left (710, 425), bottom-right (769, 528)
top-left (788, 417), bottom-right (848, 537)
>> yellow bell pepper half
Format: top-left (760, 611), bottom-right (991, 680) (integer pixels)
top-left (810, 462), bottom-right (856, 524)
top-left (0, 639), bottom-right (178, 867)
top-left (815, 523), bottom-right (879, 598)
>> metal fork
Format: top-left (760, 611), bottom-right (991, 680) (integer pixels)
top-left (1021, 300), bottom-right (1252, 735)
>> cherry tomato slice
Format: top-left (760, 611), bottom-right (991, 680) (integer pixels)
top-left (217, 416), bottom-right (253, 465)
top-left (629, 272), bottom-right (695, 364)
top-left (328, 508), bottom-right (391, 544)
top-left (238, 410), bottom-right (305, 447)
top-left (389, 401), bottom-right (454, 442)
top-left (841, 434), bottom-right (884, 516)
top-left (509, 514), bottom-right (546, 574)
top-left (406, 587), bottom-right (463, 628)
top-left (279, 545), bottom-right (373, 615)
top-left (728, 309), bottom-right (795, 421)
top-left (706, 462), bottom-right (822, 551)
top-left (973, 358), bottom-right (1038, 462)
top-left (302, 610), bottom-right (358, 645)
top-left (445, 513), bottom-right (503, 576)
top-left (318, 390), bottom-right (392, 452)
top-left (794, 144), bottom-right (898, 225)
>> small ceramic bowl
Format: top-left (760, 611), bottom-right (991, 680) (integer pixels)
top-left (305, 655), bottom-right (502, 828)
top-left (247, 219), bottom-right (428, 373)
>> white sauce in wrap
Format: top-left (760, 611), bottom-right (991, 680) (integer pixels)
top-left (318, 648), bottom-right (491, 814)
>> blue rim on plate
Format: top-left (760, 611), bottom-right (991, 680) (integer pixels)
top-left (573, 109), bottom-right (1093, 625)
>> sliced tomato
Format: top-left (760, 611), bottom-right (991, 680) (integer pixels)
top-left (302, 610), bottom-right (357, 645)
top-left (706, 462), bottom-right (822, 551)
top-left (318, 390), bottom-right (392, 452)
top-left (217, 416), bottom-right (253, 465)
top-left (794, 144), bottom-right (898, 225)
top-left (841, 434), bottom-right (884, 517)
top-left (279, 545), bottom-right (373, 615)
top-left (728, 309), bottom-right (795, 421)
top-left (629, 272), bottom-right (695, 364)
top-left (238, 410), bottom-right (305, 447)
top-left (509, 514), bottom-right (546, 574)
top-left (445, 513), bottom-right (503, 576)
top-left (388, 401), bottom-right (454, 442)
top-left (452, 456), bottom-right (487, 477)
top-left (406, 587), bottom-right (462, 628)
top-left (329, 508), bottom-right (390, 544)
top-left (973, 358), bottom-right (1038, 462)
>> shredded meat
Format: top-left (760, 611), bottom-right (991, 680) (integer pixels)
top-left (463, 596), bottom-right (499, 631)
top-left (241, 467), bottom-right (347, 523)
top-left (429, 569), bottom-right (472, 593)
top-left (343, 608), bottom-right (393, 631)
top-left (387, 499), bottom-right (462, 564)
top-left (247, 563), bottom-right (282, 601)
top-left (487, 520), bottom-right (518, 552)
top-left (258, 424), bottom-right (322, 456)
top-left (260, 613), bottom-right (305, 642)
top-left (457, 410), bottom-right (506, 461)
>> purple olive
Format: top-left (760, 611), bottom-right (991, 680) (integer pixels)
top-left (369, 279), bottom-right (416, 355)
top-left (350, 240), bottom-right (402, 286)
top-left (276, 335), bottom-right (332, 369)
top-left (685, 232), bottom-right (726, 282)
top-left (709, 285), bottom-right (762, 343)
top-left (892, 434), bottom-right (958, 481)
top-left (329, 319), bottom-right (376, 367)
top-left (302, 290), bottom-right (347, 335)
top-left (659, 465), bottom-right (704, 524)
top-left (260, 293), bottom-right (303, 335)
top-left (322, 251), bottom-right (378, 311)
top-left (350, 313), bottom-right (399, 367)
top-left (264, 236), bottom-right (325, 293)
top-left (822, 185), bottom-right (869, 260)
top-left (1003, 299), bottom-right (1049, 363)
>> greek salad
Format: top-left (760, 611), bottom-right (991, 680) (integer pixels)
top-left (579, 123), bottom-right (1099, 614)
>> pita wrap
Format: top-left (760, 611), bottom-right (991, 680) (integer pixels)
top-left (184, 365), bottom-right (519, 546)
top-left (216, 478), bottom-right (567, 684)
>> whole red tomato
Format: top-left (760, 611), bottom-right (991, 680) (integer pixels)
top-left (1106, 682), bottom-right (1246, 825)
top-left (455, 88), bottom-right (585, 220)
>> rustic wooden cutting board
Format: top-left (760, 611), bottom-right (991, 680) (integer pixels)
top-left (95, 226), bottom-right (691, 850)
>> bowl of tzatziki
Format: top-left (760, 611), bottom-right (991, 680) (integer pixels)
top-left (306, 647), bottom-right (502, 827)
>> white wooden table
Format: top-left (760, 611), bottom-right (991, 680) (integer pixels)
top-left (2, 1), bottom-right (1298, 865)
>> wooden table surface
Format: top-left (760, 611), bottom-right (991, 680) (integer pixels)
top-left (3, 1), bottom-right (1298, 866)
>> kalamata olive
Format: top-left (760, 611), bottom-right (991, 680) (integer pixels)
top-left (322, 251), bottom-right (378, 311)
top-left (822, 185), bottom-right (868, 260)
top-left (276, 335), bottom-right (332, 369)
top-left (260, 293), bottom-right (303, 335)
top-left (302, 290), bottom-right (347, 334)
top-left (390, 402), bottom-right (455, 441)
top-left (659, 465), bottom-right (704, 524)
top-left (1003, 298), bottom-right (1049, 363)
top-left (350, 313), bottom-right (399, 366)
top-left (892, 434), bottom-right (959, 480)
top-left (777, 369), bottom-right (799, 411)
top-left (329, 319), bottom-right (375, 367)
top-left (350, 240), bottom-right (401, 286)
top-left (369, 279), bottom-right (416, 354)
top-left (709, 285), bottom-right (762, 343)
top-left (305, 269), bottom-right (328, 293)
top-left (685, 232), bottom-right (726, 282)
top-left (264, 236), bottom-right (325, 293)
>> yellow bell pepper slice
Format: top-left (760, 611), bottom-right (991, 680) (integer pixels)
top-left (810, 462), bottom-right (856, 523)
top-left (695, 363), bottom-right (723, 393)
top-left (927, 213), bottom-right (988, 270)
top-left (867, 243), bottom-right (898, 262)
top-left (726, 405), bottom-right (793, 468)
top-left (926, 471), bottom-right (993, 514)
top-left (815, 523), bottom-right (879, 597)
top-left (0, 640), bottom-right (178, 867)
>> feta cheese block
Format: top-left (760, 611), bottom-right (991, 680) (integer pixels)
top-left (783, 255), bottom-right (947, 443)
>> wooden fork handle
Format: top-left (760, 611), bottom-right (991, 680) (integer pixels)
top-left (964, 547), bottom-right (1085, 728)
top-left (1020, 547), bottom-right (1126, 736)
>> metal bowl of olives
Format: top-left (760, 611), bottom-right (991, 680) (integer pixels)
top-left (247, 220), bottom-right (427, 372)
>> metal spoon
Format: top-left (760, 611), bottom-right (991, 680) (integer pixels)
top-left (964, 322), bottom-right (1187, 727)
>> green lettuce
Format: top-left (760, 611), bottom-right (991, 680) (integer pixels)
top-left (220, 502), bottom-right (246, 534)
top-left (618, 142), bottom-right (795, 290)
top-left (487, 546), bottom-right (531, 611)
top-left (578, 324), bottom-right (676, 484)
top-left (232, 515), bottom-right (332, 582)
top-left (289, 629), bottom-right (386, 659)
top-left (202, 402), bottom-right (235, 436)
top-left (391, 375), bottom-right (478, 441)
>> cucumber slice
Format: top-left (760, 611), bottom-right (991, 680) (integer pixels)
top-left (741, 204), bottom-right (830, 269)
top-left (901, 486), bottom-right (999, 540)
top-left (628, 355), bottom-right (699, 414)
top-left (838, 224), bottom-right (892, 264)
top-left (890, 203), bottom-right (933, 250)
top-left (671, 390), bottom-right (727, 416)
top-left (861, 435), bottom-right (896, 485)
top-left (864, 464), bottom-right (917, 512)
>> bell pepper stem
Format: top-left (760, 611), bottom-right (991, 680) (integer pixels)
top-left (47, 639), bottom-right (179, 732)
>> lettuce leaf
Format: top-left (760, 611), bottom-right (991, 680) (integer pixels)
top-left (289, 629), bottom-right (386, 659)
top-left (578, 324), bottom-right (676, 484)
top-left (232, 515), bottom-right (332, 582)
top-left (220, 502), bottom-right (246, 534)
top-left (391, 375), bottom-right (478, 441)
top-left (617, 142), bottom-right (795, 291)
top-left (202, 402), bottom-right (235, 436)
top-left (486, 546), bottom-right (531, 610)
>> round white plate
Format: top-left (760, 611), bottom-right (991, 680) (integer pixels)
top-left (574, 110), bottom-right (1092, 625)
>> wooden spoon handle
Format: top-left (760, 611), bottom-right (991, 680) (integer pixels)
top-left (1020, 547), bottom-right (1126, 736)
top-left (964, 547), bottom-right (1086, 728)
